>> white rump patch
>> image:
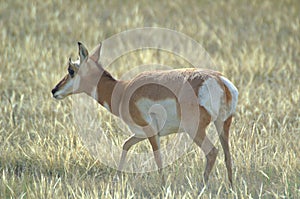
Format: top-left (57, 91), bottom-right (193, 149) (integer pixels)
top-left (220, 76), bottom-right (238, 118)
top-left (198, 78), bottom-right (223, 121)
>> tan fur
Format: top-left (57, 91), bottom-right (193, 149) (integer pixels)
top-left (52, 43), bottom-right (237, 186)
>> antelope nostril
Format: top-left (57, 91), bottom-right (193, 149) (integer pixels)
top-left (51, 88), bottom-right (57, 95)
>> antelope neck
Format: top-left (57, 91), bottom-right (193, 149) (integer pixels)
top-left (88, 71), bottom-right (124, 117)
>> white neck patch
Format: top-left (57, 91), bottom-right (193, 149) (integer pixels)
top-left (91, 86), bottom-right (98, 101)
top-left (103, 101), bottom-right (111, 112)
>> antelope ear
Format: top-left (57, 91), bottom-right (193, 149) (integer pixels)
top-left (90, 42), bottom-right (102, 62)
top-left (78, 42), bottom-right (89, 63)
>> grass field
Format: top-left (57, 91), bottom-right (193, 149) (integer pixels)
top-left (1, 0), bottom-right (299, 198)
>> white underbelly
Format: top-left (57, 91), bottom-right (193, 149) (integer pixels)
top-left (133, 98), bottom-right (181, 137)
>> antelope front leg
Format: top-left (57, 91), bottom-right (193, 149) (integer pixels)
top-left (148, 135), bottom-right (165, 185)
top-left (114, 135), bottom-right (145, 181)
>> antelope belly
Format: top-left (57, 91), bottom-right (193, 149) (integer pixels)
top-left (135, 98), bottom-right (181, 136)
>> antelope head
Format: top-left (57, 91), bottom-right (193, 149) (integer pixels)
top-left (51, 42), bottom-right (103, 99)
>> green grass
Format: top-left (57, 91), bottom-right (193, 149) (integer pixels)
top-left (1, 0), bottom-right (299, 198)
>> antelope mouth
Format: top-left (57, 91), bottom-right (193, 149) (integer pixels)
top-left (53, 94), bottom-right (64, 100)
top-left (51, 89), bottom-right (64, 100)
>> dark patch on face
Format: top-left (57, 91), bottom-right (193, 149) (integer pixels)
top-left (52, 74), bottom-right (69, 96)
top-left (68, 67), bottom-right (75, 77)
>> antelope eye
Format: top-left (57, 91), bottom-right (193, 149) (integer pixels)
top-left (68, 68), bottom-right (74, 77)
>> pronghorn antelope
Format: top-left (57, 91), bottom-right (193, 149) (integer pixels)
top-left (51, 42), bottom-right (238, 186)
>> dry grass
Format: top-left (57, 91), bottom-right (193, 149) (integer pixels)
top-left (1, 0), bottom-right (299, 198)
